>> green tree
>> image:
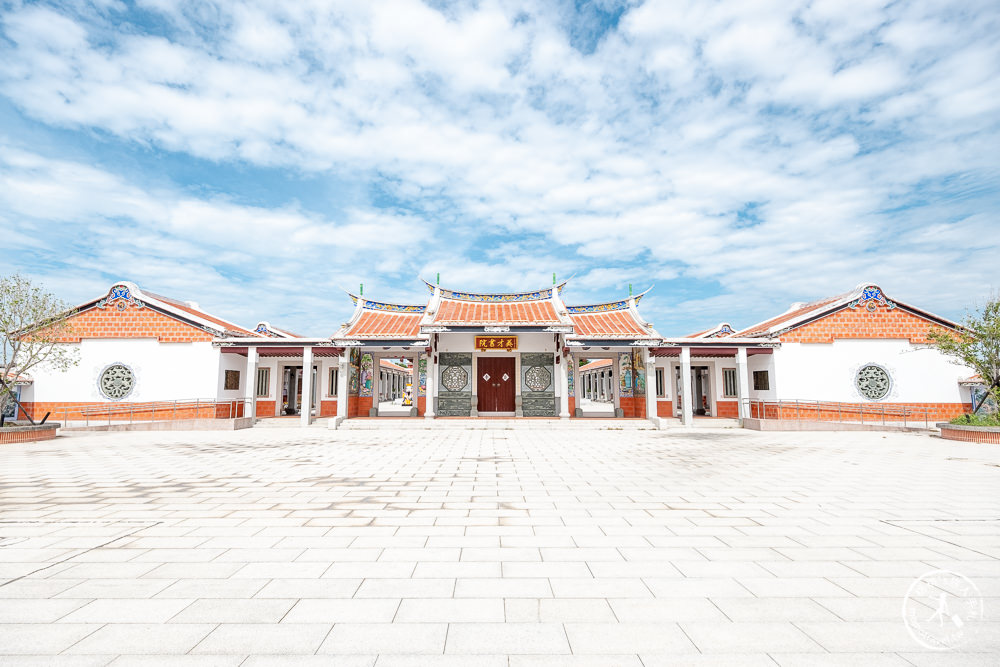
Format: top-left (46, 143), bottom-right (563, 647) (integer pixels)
top-left (1, 274), bottom-right (79, 419)
top-left (928, 295), bottom-right (1000, 415)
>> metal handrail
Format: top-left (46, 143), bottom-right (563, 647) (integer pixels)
top-left (70, 398), bottom-right (251, 426)
top-left (742, 398), bottom-right (929, 428)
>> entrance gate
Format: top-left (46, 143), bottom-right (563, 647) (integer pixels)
top-left (477, 357), bottom-right (516, 413)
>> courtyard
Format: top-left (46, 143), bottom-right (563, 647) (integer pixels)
top-left (0, 425), bottom-right (998, 665)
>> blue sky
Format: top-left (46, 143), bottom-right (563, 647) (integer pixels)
top-left (1, 0), bottom-right (998, 336)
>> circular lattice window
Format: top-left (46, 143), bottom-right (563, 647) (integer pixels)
top-left (524, 366), bottom-right (552, 392)
top-left (99, 363), bottom-right (135, 400)
top-left (855, 364), bottom-right (891, 401)
top-left (441, 365), bottom-right (468, 392)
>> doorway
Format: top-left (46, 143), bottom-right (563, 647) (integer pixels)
top-left (477, 357), bottom-right (516, 414)
top-left (281, 365), bottom-right (317, 416)
top-left (675, 366), bottom-right (712, 416)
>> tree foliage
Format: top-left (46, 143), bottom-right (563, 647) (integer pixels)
top-left (928, 295), bottom-right (1000, 415)
top-left (1, 274), bottom-right (79, 415)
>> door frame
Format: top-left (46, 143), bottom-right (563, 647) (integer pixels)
top-left (474, 352), bottom-right (517, 416)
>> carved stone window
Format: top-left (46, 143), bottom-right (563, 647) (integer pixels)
top-left (524, 366), bottom-right (552, 392)
top-left (856, 364), bottom-right (891, 401)
top-left (99, 364), bottom-right (135, 400)
top-left (441, 366), bottom-right (469, 392)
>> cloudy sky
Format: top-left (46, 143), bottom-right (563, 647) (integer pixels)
top-left (1, 0), bottom-right (998, 336)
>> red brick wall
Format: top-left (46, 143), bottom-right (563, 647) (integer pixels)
top-left (715, 400), bottom-right (739, 418)
top-left (319, 400), bottom-right (337, 417)
top-left (568, 397), bottom-right (576, 416)
top-left (357, 396), bottom-right (373, 416)
top-left (941, 427), bottom-right (1000, 444)
top-left (0, 428), bottom-right (57, 444)
top-left (47, 304), bottom-right (213, 343)
top-left (748, 401), bottom-right (969, 422)
top-left (417, 396), bottom-right (425, 416)
top-left (657, 401), bottom-right (673, 417)
top-left (618, 396), bottom-right (646, 418)
top-left (21, 401), bottom-right (244, 422)
top-left (255, 401), bottom-right (277, 418)
top-left (781, 303), bottom-right (940, 344)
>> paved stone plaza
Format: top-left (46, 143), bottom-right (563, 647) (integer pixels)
top-left (1, 425), bottom-right (998, 665)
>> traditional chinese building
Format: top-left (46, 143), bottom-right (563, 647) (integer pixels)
top-left (14, 280), bottom-right (974, 428)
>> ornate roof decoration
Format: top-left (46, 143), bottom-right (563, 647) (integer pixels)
top-left (421, 280), bottom-right (567, 302)
top-left (848, 285), bottom-right (897, 312)
top-left (566, 300), bottom-right (629, 314)
top-left (98, 283), bottom-right (144, 311)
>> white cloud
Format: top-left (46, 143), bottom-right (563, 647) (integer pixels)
top-left (0, 0), bottom-right (997, 333)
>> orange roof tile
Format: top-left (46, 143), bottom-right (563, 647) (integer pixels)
top-left (433, 298), bottom-right (561, 325)
top-left (344, 310), bottom-right (423, 339)
top-left (144, 290), bottom-right (259, 336)
top-left (578, 358), bottom-right (613, 371)
top-left (569, 310), bottom-right (652, 338)
top-left (734, 294), bottom-right (846, 338)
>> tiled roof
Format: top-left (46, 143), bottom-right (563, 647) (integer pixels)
top-left (344, 310), bottom-right (424, 339)
top-left (380, 359), bottom-right (412, 371)
top-left (568, 310), bottom-right (654, 338)
top-left (578, 358), bottom-right (613, 372)
top-left (685, 322), bottom-right (736, 338)
top-left (433, 299), bottom-right (561, 325)
top-left (734, 294), bottom-right (847, 338)
top-left (145, 293), bottom-right (259, 337)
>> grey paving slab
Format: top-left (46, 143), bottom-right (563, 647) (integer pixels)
top-left (2, 426), bottom-right (999, 663)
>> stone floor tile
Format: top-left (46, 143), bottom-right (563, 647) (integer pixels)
top-left (609, 597), bottom-right (727, 622)
top-left (510, 657), bottom-right (642, 667)
top-left (735, 577), bottom-right (854, 597)
top-left (711, 597), bottom-right (841, 622)
top-left (564, 622), bottom-right (697, 654)
top-left (0, 624), bottom-right (102, 655)
top-left (681, 621), bottom-right (824, 653)
top-left (538, 598), bottom-right (616, 622)
top-left (168, 598), bottom-right (296, 623)
top-left (65, 623), bottom-right (215, 655)
top-left (454, 578), bottom-right (552, 598)
top-left (191, 623), bottom-right (331, 654)
top-left (445, 622), bottom-right (569, 654)
top-left (795, 621), bottom-right (937, 652)
top-left (0, 598), bottom-right (89, 623)
top-left (644, 577), bottom-right (753, 598)
top-left (240, 657), bottom-right (375, 667)
top-left (281, 598), bottom-right (400, 623)
top-left (395, 597), bottom-right (505, 622)
top-left (318, 623), bottom-right (447, 654)
top-left (108, 657), bottom-right (246, 666)
top-left (253, 578), bottom-right (361, 599)
top-left (154, 578), bottom-right (269, 598)
top-left (549, 577), bottom-right (652, 598)
top-left (60, 598), bottom-right (194, 623)
top-left (771, 654), bottom-right (914, 666)
top-left (354, 578), bottom-right (454, 598)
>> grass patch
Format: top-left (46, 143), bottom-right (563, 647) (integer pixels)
top-left (950, 413), bottom-right (1000, 427)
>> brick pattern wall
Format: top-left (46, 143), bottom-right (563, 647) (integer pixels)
top-left (319, 400), bottom-right (337, 417)
top-left (22, 401), bottom-right (245, 422)
top-left (715, 400), bottom-right (739, 418)
top-left (0, 428), bottom-right (58, 445)
top-left (748, 401), bottom-right (969, 423)
top-left (656, 401), bottom-right (673, 417)
top-left (780, 303), bottom-right (938, 344)
top-left (417, 396), bottom-right (425, 416)
top-left (618, 396), bottom-right (646, 418)
top-left (941, 427), bottom-right (1000, 444)
top-left (255, 401), bottom-right (277, 418)
top-left (50, 304), bottom-right (213, 343)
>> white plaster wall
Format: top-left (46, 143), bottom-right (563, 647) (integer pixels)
top-left (216, 352), bottom-right (247, 400)
top-left (748, 354), bottom-right (778, 400)
top-left (772, 340), bottom-right (971, 403)
top-left (28, 339), bottom-right (219, 402)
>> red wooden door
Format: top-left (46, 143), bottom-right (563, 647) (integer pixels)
top-left (478, 357), bottom-right (516, 412)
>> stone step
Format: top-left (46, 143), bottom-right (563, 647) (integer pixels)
top-left (338, 418), bottom-right (657, 430)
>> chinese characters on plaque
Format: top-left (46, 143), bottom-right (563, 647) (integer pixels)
top-left (474, 335), bottom-right (518, 351)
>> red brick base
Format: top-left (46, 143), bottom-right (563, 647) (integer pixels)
top-left (0, 427), bottom-right (58, 444)
top-left (940, 425), bottom-right (1000, 444)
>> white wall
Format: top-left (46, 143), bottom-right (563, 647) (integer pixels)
top-left (216, 352), bottom-right (247, 400)
top-left (772, 340), bottom-right (971, 403)
top-left (27, 339), bottom-right (220, 402)
top-left (748, 354), bottom-right (778, 400)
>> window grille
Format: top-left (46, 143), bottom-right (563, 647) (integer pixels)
top-left (256, 368), bottom-right (270, 397)
top-left (329, 368), bottom-right (339, 395)
top-left (723, 369), bottom-right (737, 397)
top-left (655, 368), bottom-right (665, 397)
top-left (752, 370), bottom-right (769, 391)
